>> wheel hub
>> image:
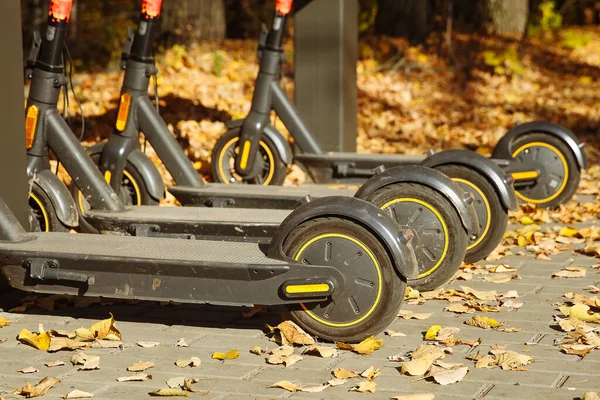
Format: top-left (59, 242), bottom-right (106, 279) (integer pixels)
top-left (513, 144), bottom-right (567, 202)
top-left (295, 235), bottom-right (381, 326)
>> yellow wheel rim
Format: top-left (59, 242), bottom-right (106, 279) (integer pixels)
top-left (218, 137), bottom-right (275, 186)
top-left (295, 233), bottom-right (382, 328)
top-left (30, 193), bottom-right (50, 232)
top-left (453, 178), bottom-right (491, 250)
top-left (512, 142), bottom-right (568, 204)
top-left (381, 198), bottom-right (449, 278)
top-left (77, 169), bottom-right (143, 212)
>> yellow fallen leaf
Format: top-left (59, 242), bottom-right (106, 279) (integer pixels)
top-left (333, 368), bottom-right (359, 379)
top-left (560, 303), bottom-right (600, 324)
top-left (0, 317), bottom-right (10, 328)
top-left (16, 377), bottom-right (60, 398)
top-left (520, 216), bottom-right (534, 225)
top-left (560, 344), bottom-right (595, 357)
top-left (494, 351), bottom-right (533, 370)
top-left (90, 314), bottom-right (121, 341)
top-left (401, 358), bottom-right (434, 376)
top-left (250, 346), bottom-right (265, 355)
top-left (212, 349), bottom-right (239, 360)
top-left (360, 366), bottom-right (381, 381)
top-left (175, 357), bottom-right (201, 368)
top-left (559, 227), bottom-right (579, 237)
top-left (127, 361), bottom-right (155, 372)
top-left (276, 321), bottom-right (314, 346)
top-left (18, 329), bottom-right (52, 351)
top-left (405, 286), bottom-right (420, 299)
top-left (149, 388), bottom-right (190, 397)
top-left (425, 325), bottom-right (442, 341)
top-left (465, 316), bottom-right (501, 329)
top-left (517, 236), bottom-right (529, 247)
top-left (48, 337), bottom-right (88, 352)
top-left (582, 392), bottom-right (600, 400)
top-left (306, 345), bottom-right (338, 358)
top-left (269, 381), bottom-right (302, 392)
top-left (266, 353), bottom-right (303, 367)
top-left (351, 381), bottom-right (376, 393)
top-left (349, 336), bottom-right (383, 355)
top-left (74, 328), bottom-right (95, 342)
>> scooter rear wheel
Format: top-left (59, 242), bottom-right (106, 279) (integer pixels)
top-left (364, 183), bottom-right (467, 291)
top-left (283, 217), bottom-right (405, 343)
top-left (29, 183), bottom-right (69, 233)
top-left (211, 128), bottom-right (287, 186)
top-left (510, 133), bottom-right (580, 208)
top-left (436, 165), bottom-right (508, 263)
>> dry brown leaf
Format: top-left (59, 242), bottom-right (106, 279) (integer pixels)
top-left (48, 337), bottom-right (88, 352)
top-left (127, 361), bottom-right (155, 372)
top-left (211, 349), bottom-right (239, 360)
top-left (494, 351), bottom-right (533, 370)
top-left (489, 265), bottom-right (517, 273)
top-left (175, 357), bottom-right (200, 368)
top-left (269, 381), bottom-right (302, 392)
top-left (90, 314), bottom-right (121, 341)
top-left (266, 353), bottom-right (302, 367)
top-left (333, 368), bottom-right (359, 379)
top-left (117, 373), bottom-right (152, 382)
top-left (74, 328), bottom-right (95, 342)
top-left (18, 366), bottom-right (39, 374)
top-left (70, 353), bottom-right (100, 370)
top-left (277, 321), bottom-right (314, 346)
top-left (45, 360), bottom-right (65, 368)
top-left (558, 317), bottom-right (590, 332)
top-left (16, 377), bottom-right (60, 398)
top-left (460, 286), bottom-right (497, 301)
top-left (306, 345), bottom-right (338, 358)
top-left (444, 304), bottom-right (474, 314)
top-left (360, 366), bottom-right (381, 381)
top-left (149, 388), bottom-right (190, 397)
top-left (465, 315), bottom-right (502, 329)
top-left (336, 336), bottom-right (383, 355)
top-left (351, 381), bottom-right (377, 393)
top-left (397, 310), bottom-right (432, 320)
top-left (427, 366), bottom-right (468, 385)
top-left (560, 343), bottom-right (595, 357)
top-left (18, 329), bottom-right (51, 351)
top-left (553, 267), bottom-right (587, 279)
top-left (63, 389), bottom-right (93, 399)
top-left (328, 378), bottom-right (347, 386)
top-left (137, 341), bottom-right (160, 348)
top-left (300, 385), bottom-right (330, 393)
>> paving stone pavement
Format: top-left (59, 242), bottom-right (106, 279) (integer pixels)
top-left (1, 210), bottom-right (600, 399)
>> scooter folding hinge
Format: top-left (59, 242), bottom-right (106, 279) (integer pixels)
top-left (120, 27), bottom-right (136, 70)
top-left (25, 31), bottom-right (42, 79)
top-left (128, 224), bottom-right (196, 240)
top-left (27, 258), bottom-right (95, 285)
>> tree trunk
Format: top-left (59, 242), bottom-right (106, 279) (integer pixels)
top-left (483, 0), bottom-right (529, 35)
top-left (375, 0), bottom-right (431, 42)
top-left (161, 0), bottom-right (226, 44)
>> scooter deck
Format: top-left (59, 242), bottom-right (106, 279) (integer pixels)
top-left (84, 206), bottom-right (291, 242)
top-left (0, 233), bottom-right (332, 306)
top-left (169, 183), bottom-right (356, 209)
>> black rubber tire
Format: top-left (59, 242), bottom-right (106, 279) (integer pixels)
top-left (364, 183), bottom-right (467, 292)
top-left (436, 165), bottom-right (508, 263)
top-left (510, 133), bottom-right (580, 209)
top-left (29, 183), bottom-right (69, 232)
top-left (70, 154), bottom-right (158, 233)
top-left (282, 217), bottom-right (406, 343)
top-left (211, 128), bottom-right (288, 186)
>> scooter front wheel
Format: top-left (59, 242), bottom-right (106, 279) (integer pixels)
top-left (283, 217), bottom-right (405, 343)
top-left (436, 165), bottom-right (508, 263)
top-left (510, 133), bottom-right (580, 208)
top-left (29, 183), bottom-right (69, 233)
top-left (211, 128), bottom-right (287, 186)
top-left (364, 183), bottom-right (467, 292)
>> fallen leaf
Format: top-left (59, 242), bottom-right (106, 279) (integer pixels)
top-left (306, 345), bottom-right (339, 358)
top-left (250, 346), bottom-right (265, 355)
top-left (351, 381), bottom-right (376, 393)
top-left (266, 353), bottom-right (303, 367)
top-left (489, 265), bottom-right (517, 273)
top-left (137, 341), bottom-right (160, 348)
top-left (212, 350), bottom-right (239, 360)
top-left (385, 330), bottom-right (407, 337)
top-left (501, 300), bottom-right (524, 310)
top-left (500, 290), bottom-right (519, 299)
top-left (337, 336), bottom-right (383, 355)
top-left (397, 310), bottom-right (432, 320)
top-left (149, 388), bottom-right (190, 397)
top-left (176, 338), bottom-right (188, 348)
top-left (70, 353), bottom-right (100, 370)
top-left (328, 378), bottom-right (347, 386)
top-left (460, 286), bottom-right (497, 301)
top-left (90, 314), bottom-right (121, 341)
top-left (391, 395), bottom-right (435, 400)
top-left (465, 316), bottom-right (501, 329)
top-left (276, 321), bottom-right (315, 346)
top-left (48, 337), bottom-right (88, 352)
top-left (425, 325), bottom-right (442, 341)
top-left (559, 227), bottom-right (579, 237)
top-left (427, 366), bottom-right (468, 385)
top-left (15, 377), bottom-right (60, 398)
top-left (360, 366), bottom-right (381, 381)
top-left (117, 373), bottom-right (152, 382)
top-left (301, 385), bottom-right (330, 393)
top-left (45, 360), bottom-right (65, 368)
top-left (495, 326), bottom-right (521, 332)
top-left (560, 303), bottom-right (600, 323)
top-left (333, 368), bottom-right (359, 379)
top-left (560, 343), bottom-right (595, 357)
top-left (444, 304), bottom-right (474, 314)
top-left (175, 357), bottom-right (201, 368)
top-left (494, 350), bottom-right (533, 370)
top-left (582, 393), bottom-right (600, 400)
top-left (269, 381), bottom-right (302, 392)
top-left (91, 340), bottom-right (122, 349)
top-left (63, 389), bottom-right (93, 399)
top-left (483, 274), bottom-right (520, 283)
top-left (127, 361), bottom-right (155, 372)
top-left (0, 316), bottom-right (11, 328)
top-left (401, 358), bottom-right (434, 376)
top-left (434, 361), bottom-right (465, 369)
top-left (18, 366), bottom-right (39, 374)
top-left (18, 329), bottom-right (52, 351)
top-left (166, 377), bottom-right (185, 389)
top-left (553, 267), bottom-right (587, 279)
top-left (73, 328), bottom-right (95, 342)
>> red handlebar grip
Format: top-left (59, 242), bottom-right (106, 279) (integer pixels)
top-left (49, 0), bottom-right (73, 22)
top-left (276, 0), bottom-right (294, 15)
top-left (142, 0), bottom-right (163, 18)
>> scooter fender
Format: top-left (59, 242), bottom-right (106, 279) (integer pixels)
top-left (354, 165), bottom-right (479, 240)
top-left (31, 170), bottom-right (78, 228)
top-left (227, 119), bottom-right (293, 165)
top-left (267, 196), bottom-right (419, 281)
top-left (422, 150), bottom-right (517, 211)
top-left (493, 121), bottom-right (587, 170)
top-left (85, 142), bottom-right (165, 202)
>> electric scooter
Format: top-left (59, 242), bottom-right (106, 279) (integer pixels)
top-left (25, 0), bottom-right (478, 292)
top-left (75, 0), bottom-right (516, 266)
top-left (212, 0), bottom-right (587, 211)
top-left (1, 0), bottom-right (421, 343)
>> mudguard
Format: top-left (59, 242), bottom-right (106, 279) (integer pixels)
top-left (422, 150), bottom-right (517, 211)
top-left (227, 119), bottom-right (293, 165)
top-left (267, 196), bottom-right (419, 281)
top-left (493, 121), bottom-right (587, 170)
top-left (32, 170), bottom-right (78, 227)
top-left (85, 142), bottom-right (165, 201)
top-left (354, 165), bottom-right (479, 240)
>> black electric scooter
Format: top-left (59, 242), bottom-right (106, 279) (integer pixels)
top-left (25, 0), bottom-right (478, 292)
top-left (2, 0), bottom-right (421, 343)
top-left (76, 0), bottom-right (516, 266)
top-left (213, 0), bottom-right (587, 211)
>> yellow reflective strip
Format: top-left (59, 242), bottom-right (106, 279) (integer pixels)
top-left (116, 93), bottom-right (131, 131)
top-left (25, 105), bottom-right (39, 149)
top-left (511, 171), bottom-right (539, 180)
top-left (218, 137), bottom-right (275, 186)
top-left (104, 170), bottom-right (112, 184)
top-left (285, 284), bottom-right (331, 294)
top-left (240, 141), bottom-right (251, 170)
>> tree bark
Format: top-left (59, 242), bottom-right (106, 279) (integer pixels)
top-left (161, 0), bottom-right (226, 44)
top-left (375, 0), bottom-right (431, 42)
top-left (483, 0), bottom-right (529, 35)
